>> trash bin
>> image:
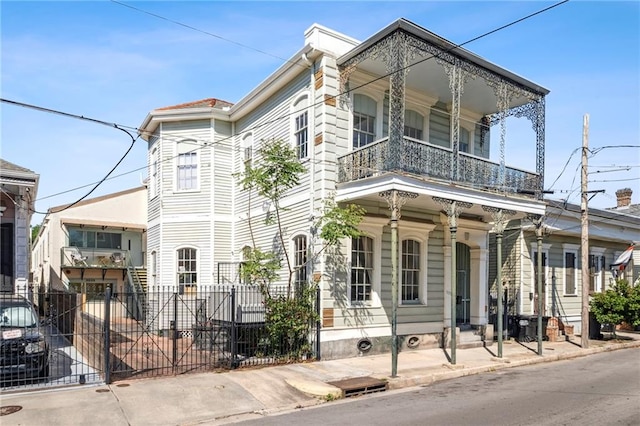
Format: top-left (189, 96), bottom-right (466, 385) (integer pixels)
top-left (589, 312), bottom-right (603, 340)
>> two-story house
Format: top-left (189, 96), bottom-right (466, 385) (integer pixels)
top-left (0, 159), bottom-right (39, 296)
top-left (31, 186), bottom-right (147, 314)
top-left (139, 19), bottom-right (550, 359)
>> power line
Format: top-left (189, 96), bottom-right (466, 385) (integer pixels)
top-left (590, 177), bottom-right (640, 183)
top-left (1, 98), bottom-right (142, 215)
top-left (7, 1), bottom-right (569, 209)
top-left (110, 0), bottom-right (309, 71)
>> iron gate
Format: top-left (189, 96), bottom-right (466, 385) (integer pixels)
top-left (1, 284), bottom-right (319, 392)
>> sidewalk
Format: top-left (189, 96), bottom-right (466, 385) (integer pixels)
top-left (2, 333), bottom-right (639, 426)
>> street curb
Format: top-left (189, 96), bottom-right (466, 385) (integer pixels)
top-left (385, 340), bottom-right (640, 391)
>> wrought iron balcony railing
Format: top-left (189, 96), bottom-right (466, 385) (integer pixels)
top-left (337, 137), bottom-right (541, 195)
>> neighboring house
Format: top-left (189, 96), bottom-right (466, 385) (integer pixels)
top-left (0, 159), bottom-right (39, 296)
top-left (492, 198), bottom-right (640, 335)
top-left (607, 188), bottom-right (640, 283)
top-left (30, 186), bottom-right (147, 310)
top-left (139, 18), bottom-right (550, 359)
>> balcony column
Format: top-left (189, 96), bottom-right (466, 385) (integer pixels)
top-left (386, 32), bottom-right (409, 171)
top-left (482, 206), bottom-right (516, 358)
top-left (534, 98), bottom-right (546, 197)
top-left (442, 64), bottom-right (474, 181)
top-left (380, 189), bottom-right (418, 377)
top-left (434, 197), bottom-right (472, 365)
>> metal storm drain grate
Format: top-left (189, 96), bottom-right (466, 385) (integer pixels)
top-left (327, 376), bottom-right (388, 398)
top-left (1, 406), bottom-right (23, 416)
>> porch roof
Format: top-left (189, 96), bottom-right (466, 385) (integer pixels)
top-left (61, 218), bottom-right (146, 231)
top-left (335, 174), bottom-right (547, 220)
top-left (337, 18), bottom-right (550, 97)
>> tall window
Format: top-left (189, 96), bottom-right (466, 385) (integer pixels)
top-left (242, 133), bottom-right (253, 169)
top-left (293, 235), bottom-right (308, 292)
top-left (150, 146), bottom-right (159, 198)
top-left (401, 239), bottom-right (420, 304)
top-left (564, 251), bottom-right (577, 295)
top-left (293, 96), bottom-right (309, 159)
top-left (353, 94), bottom-right (376, 148)
top-left (459, 128), bottom-right (470, 153)
top-left (151, 251), bottom-right (157, 287)
top-left (177, 248), bottom-right (197, 287)
top-left (404, 110), bottom-right (424, 140)
top-left (177, 152), bottom-right (197, 190)
top-left (176, 139), bottom-right (198, 191)
top-left (351, 236), bottom-right (373, 303)
top-left (589, 254), bottom-right (606, 293)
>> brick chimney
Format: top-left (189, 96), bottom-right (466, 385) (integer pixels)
top-left (615, 188), bottom-right (633, 208)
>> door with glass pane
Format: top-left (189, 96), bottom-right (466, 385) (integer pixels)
top-left (456, 243), bottom-right (471, 326)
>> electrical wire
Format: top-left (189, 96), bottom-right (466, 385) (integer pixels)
top-left (1, 98), bottom-right (141, 215)
top-left (5, 1), bottom-right (570, 209)
top-left (110, 0), bottom-right (309, 71)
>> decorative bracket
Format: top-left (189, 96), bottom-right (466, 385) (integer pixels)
top-left (482, 206), bottom-right (516, 234)
top-left (433, 197), bottom-right (473, 229)
top-left (379, 190), bottom-right (419, 220)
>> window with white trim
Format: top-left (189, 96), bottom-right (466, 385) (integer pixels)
top-left (151, 250), bottom-right (157, 287)
top-left (150, 146), bottom-right (159, 199)
top-left (177, 247), bottom-right (197, 287)
top-left (564, 250), bottom-right (577, 295)
top-left (589, 253), bottom-right (606, 293)
top-left (459, 127), bottom-right (470, 153)
top-left (401, 239), bottom-right (420, 304)
top-left (176, 139), bottom-right (198, 191)
top-left (293, 96), bottom-right (309, 159)
top-left (293, 235), bottom-right (308, 292)
top-left (351, 235), bottom-right (373, 303)
top-left (242, 133), bottom-right (253, 169)
top-left (353, 94), bottom-right (377, 148)
top-left (404, 110), bottom-right (424, 140)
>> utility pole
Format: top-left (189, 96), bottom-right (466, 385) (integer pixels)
top-left (581, 114), bottom-right (590, 349)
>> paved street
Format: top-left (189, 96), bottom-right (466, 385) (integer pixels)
top-left (237, 348), bottom-right (640, 426)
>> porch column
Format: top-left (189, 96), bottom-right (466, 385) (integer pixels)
top-left (435, 197), bottom-right (472, 365)
top-left (380, 189), bottom-right (418, 377)
top-left (534, 98), bottom-right (546, 197)
top-left (528, 214), bottom-right (546, 356)
top-left (386, 32), bottom-right (408, 171)
top-left (469, 247), bottom-right (488, 326)
top-left (483, 206), bottom-right (516, 358)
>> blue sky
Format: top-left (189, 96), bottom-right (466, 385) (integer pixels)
top-left (2, 1), bottom-right (638, 226)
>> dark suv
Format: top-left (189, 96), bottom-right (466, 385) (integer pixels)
top-left (0, 294), bottom-right (49, 381)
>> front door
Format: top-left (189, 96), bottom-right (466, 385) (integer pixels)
top-left (533, 250), bottom-right (547, 315)
top-left (456, 242), bottom-right (471, 327)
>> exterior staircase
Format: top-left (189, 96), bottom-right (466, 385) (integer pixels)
top-left (126, 267), bottom-right (148, 321)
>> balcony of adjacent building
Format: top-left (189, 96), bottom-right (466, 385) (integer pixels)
top-left (61, 247), bottom-right (131, 270)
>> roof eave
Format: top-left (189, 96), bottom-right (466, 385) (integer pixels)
top-left (229, 43), bottom-right (321, 121)
top-left (337, 18), bottom-right (550, 96)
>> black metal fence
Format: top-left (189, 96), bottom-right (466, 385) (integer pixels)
top-left (1, 284), bottom-right (320, 392)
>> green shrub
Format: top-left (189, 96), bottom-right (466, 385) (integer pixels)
top-left (590, 279), bottom-right (640, 336)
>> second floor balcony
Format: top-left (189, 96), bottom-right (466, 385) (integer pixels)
top-left (61, 247), bottom-right (133, 269)
top-left (337, 136), bottom-right (541, 196)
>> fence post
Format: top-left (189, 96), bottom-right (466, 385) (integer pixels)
top-left (104, 286), bottom-right (112, 384)
top-left (316, 285), bottom-right (321, 361)
top-left (172, 292), bottom-right (178, 370)
top-left (230, 287), bottom-right (237, 368)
